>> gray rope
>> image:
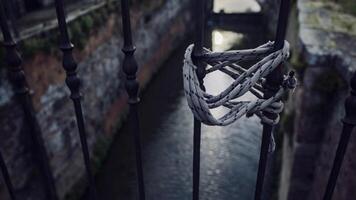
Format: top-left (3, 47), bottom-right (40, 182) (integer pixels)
top-left (183, 41), bottom-right (297, 152)
top-left (183, 41), bottom-right (296, 127)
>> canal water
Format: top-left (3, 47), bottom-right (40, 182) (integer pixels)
top-left (91, 1), bottom-right (269, 200)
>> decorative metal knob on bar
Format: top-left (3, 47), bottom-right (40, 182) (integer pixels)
top-left (54, 0), bottom-right (98, 199)
top-left (323, 72), bottom-right (356, 200)
top-left (0, 1), bottom-right (58, 200)
top-left (122, 45), bottom-right (139, 103)
top-left (120, 0), bottom-right (146, 199)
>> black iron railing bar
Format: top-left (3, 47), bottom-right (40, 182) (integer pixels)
top-left (192, 0), bottom-right (206, 199)
top-left (120, 0), bottom-right (146, 199)
top-left (0, 1), bottom-right (58, 199)
top-left (254, 0), bottom-right (291, 199)
top-left (323, 72), bottom-right (356, 200)
top-left (53, 1), bottom-right (98, 199)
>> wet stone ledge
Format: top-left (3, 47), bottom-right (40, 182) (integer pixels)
top-left (298, 0), bottom-right (356, 77)
top-left (281, 0), bottom-right (356, 200)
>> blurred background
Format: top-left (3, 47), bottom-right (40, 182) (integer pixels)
top-left (0, 0), bottom-right (355, 200)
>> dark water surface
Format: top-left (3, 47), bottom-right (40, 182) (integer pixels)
top-left (91, 1), bottom-right (268, 200)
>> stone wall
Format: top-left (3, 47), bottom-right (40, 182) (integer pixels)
top-left (260, 0), bottom-right (356, 200)
top-left (0, 0), bottom-right (192, 199)
top-left (290, 1), bottom-right (356, 199)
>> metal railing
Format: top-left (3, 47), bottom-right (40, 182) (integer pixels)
top-left (54, 0), bottom-right (98, 199)
top-left (120, 0), bottom-right (146, 199)
top-left (0, 0), bottom-right (354, 200)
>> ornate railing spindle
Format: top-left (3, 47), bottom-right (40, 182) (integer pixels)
top-left (54, 1), bottom-right (98, 199)
top-left (254, 0), bottom-right (291, 199)
top-left (120, 0), bottom-right (146, 199)
top-left (0, 1), bottom-right (58, 200)
top-left (323, 72), bottom-right (356, 200)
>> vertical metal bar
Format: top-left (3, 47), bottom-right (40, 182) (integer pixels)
top-left (274, 0), bottom-right (291, 51)
top-left (323, 73), bottom-right (356, 200)
top-left (192, 0), bottom-right (206, 199)
top-left (0, 151), bottom-right (16, 200)
top-left (192, 120), bottom-right (202, 200)
top-left (254, 1), bottom-right (290, 200)
top-left (0, 1), bottom-right (58, 200)
top-left (53, 1), bottom-right (97, 200)
top-left (120, 0), bottom-right (146, 199)
top-left (0, 6), bottom-right (15, 199)
top-left (254, 126), bottom-right (273, 200)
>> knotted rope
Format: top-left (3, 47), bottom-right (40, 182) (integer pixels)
top-left (183, 41), bottom-right (297, 128)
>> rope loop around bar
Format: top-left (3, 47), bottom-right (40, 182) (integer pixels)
top-left (183, 41), bottom-right (297, 127)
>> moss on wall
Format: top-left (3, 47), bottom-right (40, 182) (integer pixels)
top-left (15, 2), bottom-right (119, 61)
top-left (22, 37), bottom-right (55, 57)
top-left (338, 0), bottom-right (356, 16)
top-left (305, 1), bottom-right (356, 36)
top-left (2, 0), bottom-right (168, 62)
top-left (11, 0), bottom-right (170, 65)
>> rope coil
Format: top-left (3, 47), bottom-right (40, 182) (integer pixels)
top-left (183, 41), bottom-right (297, 128)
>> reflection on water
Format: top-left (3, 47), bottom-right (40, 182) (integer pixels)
top-left (213, 0), bottom-right (261, 13)
top-left (212, 30), bottom-right (244, 51)
top-left (92, 33), bottom-right (265, 200)
top-left (208, 30), bottom-right (259, 119)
